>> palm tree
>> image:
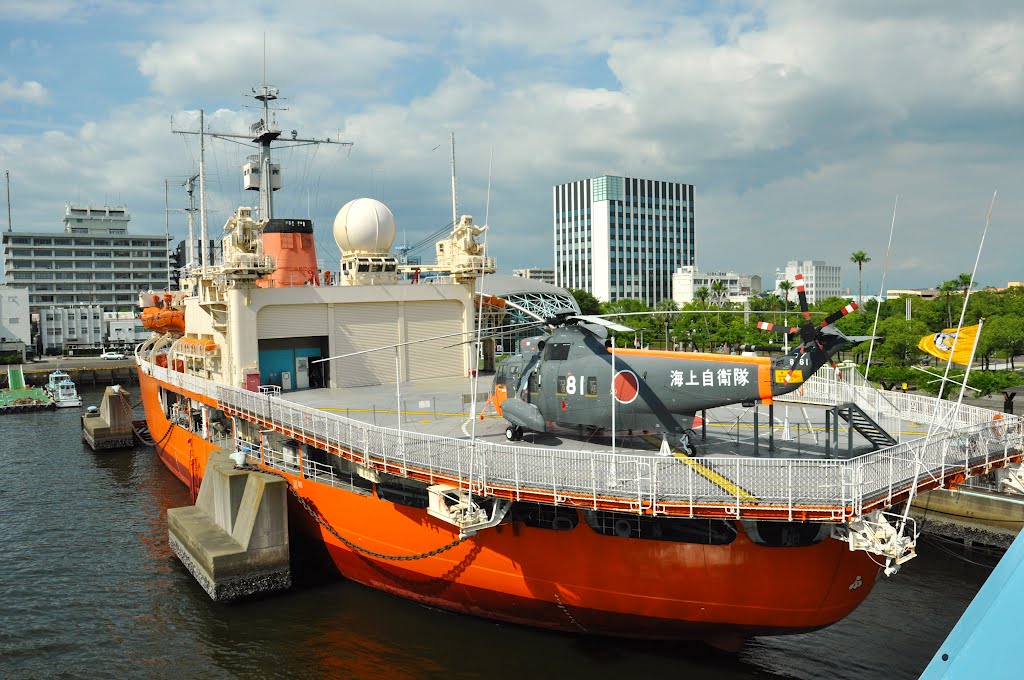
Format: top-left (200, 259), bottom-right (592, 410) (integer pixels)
top-left (939, 280), bottom-right (958, 327)
top-left (695, 286), bottom-right (710, 306)
top-left (778, 280), bottom-right (794, 323)
top-left (710, 280), bottom-right (728, 318)
top-left (850, 250), bottom-right (871, 309)
top-left (956, 272), bottom-right (973, 297)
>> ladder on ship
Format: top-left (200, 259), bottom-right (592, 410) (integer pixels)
top-left (133, 419), bottom-right (156, 446)
top-left (835, 402), bottom-right (898, 450)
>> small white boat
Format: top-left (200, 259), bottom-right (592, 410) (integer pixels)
top-left (45, 370), bottom-right (83, 408)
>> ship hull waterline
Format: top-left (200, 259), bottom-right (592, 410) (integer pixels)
top-left (139, 368), bottom-right (880, 649)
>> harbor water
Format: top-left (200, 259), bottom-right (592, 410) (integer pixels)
top-left (0, 386), bottom-right (997, 679)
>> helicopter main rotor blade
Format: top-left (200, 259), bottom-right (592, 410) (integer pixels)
top-left (756, 321), bottom-right (800, 335)
top-left (794, 274), bottom-right (812, 320)
top-left (570, 315), bottom-right (634, 332)
top-left (820, 301), bottom-right (859, 326)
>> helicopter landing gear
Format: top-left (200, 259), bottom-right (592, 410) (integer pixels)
top-left (505, 425), bottom-right (524, 441)
top-left (677, 429), bottom-right (699, 457)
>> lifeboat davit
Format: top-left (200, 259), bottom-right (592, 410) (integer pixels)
top-left (259, 218), bottom-right (318, 288)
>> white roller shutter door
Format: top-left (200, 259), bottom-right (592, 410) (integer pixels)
top-left (257, 305), bottom-right (328, 339)
top-left (333, 303), bottom-right (400, 387)
top-left (404, 301), bottom-right (464, 381)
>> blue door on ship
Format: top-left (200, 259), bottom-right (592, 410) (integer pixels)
top-left (257, 337), bottom-right (327, 391)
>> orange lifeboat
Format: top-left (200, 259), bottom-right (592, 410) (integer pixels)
top-left (140, 307), bottom-right (185, 334)
top-left (177, 337), bottom-right (217, 352)
top-left (258, 218), bottom-right (319, 288)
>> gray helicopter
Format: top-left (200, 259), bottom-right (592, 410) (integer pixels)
top-left (492, 274), bottom-right (863, 453)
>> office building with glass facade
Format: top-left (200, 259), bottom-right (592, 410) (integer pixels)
top-left (553, 175), bottom-right (694, 305)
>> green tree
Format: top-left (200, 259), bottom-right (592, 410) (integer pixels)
top-left (984, 315), bottom-right (1024, 370)
top-left (654, 299), bottom-right (679, 349)
top-left (567, 288), bottom-right (602, 316)
top-left (778, 280), bottom-right (794, 322)
top-left (874, 316), bottom-right (930, 367)
top-left (695, 286), bottom-right (710, 306)
top-left (956, 272), bottom-right (974, 297)
top-left (938, 280), bottom-right (958, 327)
top-left (850, 250), bottom-right (871, 309)
top-left (710, 280), bottom-right (728, 308)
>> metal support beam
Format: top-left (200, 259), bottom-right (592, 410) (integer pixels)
top-left (825, 410), bottom-right (831, 456)
top-left (847, 406), bottom-right (854, 457)
top-left (753, 407), bottom-right (759, 456)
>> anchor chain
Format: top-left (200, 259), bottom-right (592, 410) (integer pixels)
top-left (247, 464), bottom-right (469, 561)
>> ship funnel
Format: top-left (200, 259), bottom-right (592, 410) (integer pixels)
top-left (258, 218), bottom-right (319, 288)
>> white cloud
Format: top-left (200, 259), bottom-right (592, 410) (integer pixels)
top-left (0, 78), bottom-right (50, 106)
top-left (135, 21), bottom-right (416, 100)
top-left (1, 1), bottom-right (1022, 294)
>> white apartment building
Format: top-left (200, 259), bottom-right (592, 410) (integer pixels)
top-left (38, 306), bottom-right (103, 355)
top-left (554, 175), bottom-right (694, 305)
top-left (0, 285), bottom-right (31, 345)
top-left (511, 268), bottom-right (556, 285)
top-left (775, 260), bottom-right (842, 305)
top-left (1, 204), bottom-right (171, 315)
top-left (671, 266), bottom-right (762, 304)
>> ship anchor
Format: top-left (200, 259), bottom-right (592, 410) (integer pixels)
top-left (832, 510), bottom-right (919, 576)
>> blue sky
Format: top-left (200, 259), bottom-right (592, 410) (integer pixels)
top-left (1, 1), bottom-right (1021, 293)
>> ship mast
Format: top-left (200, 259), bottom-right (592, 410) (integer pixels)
top-left (173, 84), bottom-right (353, 225)
top-left (5, 170), bottom-right (11, 232)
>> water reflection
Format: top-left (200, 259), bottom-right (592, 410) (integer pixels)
top-left (0, 385), bottom-right (991, 680)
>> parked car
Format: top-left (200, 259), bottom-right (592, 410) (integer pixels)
top-left (100, 351), bottom-right (127, 360)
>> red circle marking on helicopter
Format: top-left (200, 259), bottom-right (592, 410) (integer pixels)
top-left (613, 370), bottom-right (640, 404)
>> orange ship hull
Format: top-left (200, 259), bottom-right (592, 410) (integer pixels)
top-left (139, 369), bottom-right (880, 648)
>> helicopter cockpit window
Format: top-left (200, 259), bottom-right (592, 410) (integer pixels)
top-left (544, 343), bottom-right (571, 361)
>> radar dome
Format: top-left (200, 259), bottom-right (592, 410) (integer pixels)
top-left (333, 198), bottom-right (396, 254)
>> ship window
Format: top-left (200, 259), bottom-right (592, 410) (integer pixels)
top-left (303, 446), bottom-right (373, 495)
top-left (583, 510), bottom-right (736, 544)
top-left (376, 479), bottom-right (429, 508)
top-left (742, 520), bottom-right (829, 547)
top-left (508, 502), bottom-right (579, 531)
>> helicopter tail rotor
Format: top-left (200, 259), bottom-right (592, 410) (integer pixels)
top-left (772, 280), bottom-right (860, 384)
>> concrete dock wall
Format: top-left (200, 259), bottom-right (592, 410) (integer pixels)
top-left (168, 451), bottom-right (290, 601)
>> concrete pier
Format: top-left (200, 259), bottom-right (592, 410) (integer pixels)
top-left (82, 385), bottom-right (134, 450)
top-left (912, 487), bottom-right (1024, 550)
top-left (168, 451), bottom-right (290, 601)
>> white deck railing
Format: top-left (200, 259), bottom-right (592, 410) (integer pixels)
top-left (140, 356), bottom-right (1024, 520)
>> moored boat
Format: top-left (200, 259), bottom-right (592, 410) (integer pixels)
top-left (46, 369), bottom-right (82, 408)
top-left (137, 81), bottom-right (1024, 650)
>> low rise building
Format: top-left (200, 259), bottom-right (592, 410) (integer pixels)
top-left (886, 288), bottom-right (941, 301)
top-left (104, 311), bottom-right (147, 348)
top-left (38, 306), bottom-right (103, 355)
top-left (671, 266), bottom-right (762, 304)
top-left (0, 285), bottom-right (31, 361)
top-left (512, 268), bottom-right (556, 285)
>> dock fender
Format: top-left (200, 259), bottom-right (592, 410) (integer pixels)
top-left (500, 397), bottom-right (546, 433)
